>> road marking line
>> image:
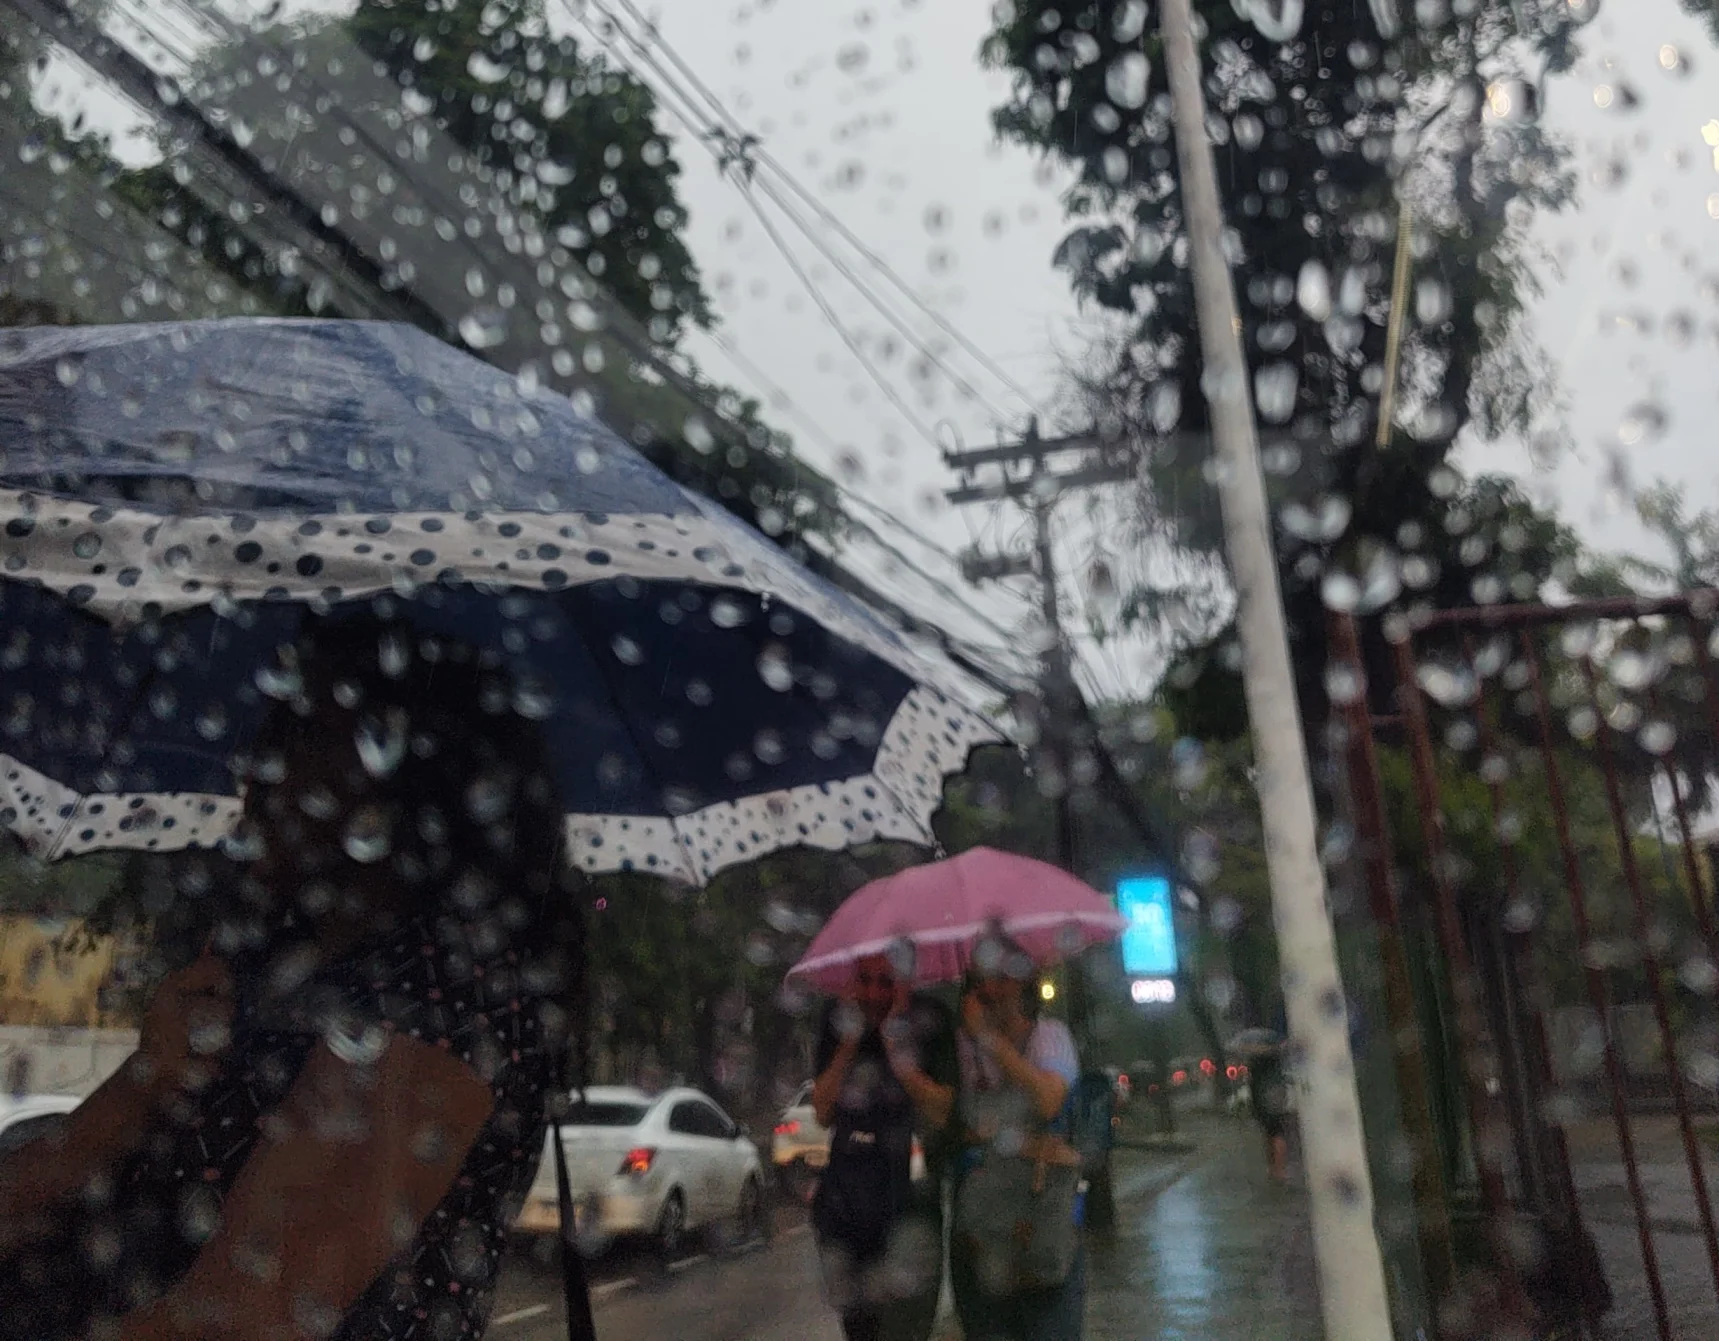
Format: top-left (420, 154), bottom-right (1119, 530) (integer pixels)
top-left (592, 1277), bottom-right (638, 1299)
top-left (667, 1252), bottom-right (708, 1273)
top-left (783, 1224), bottom-right (810, 1239)
top-left (493, 1303), bottom-right (550, 1326)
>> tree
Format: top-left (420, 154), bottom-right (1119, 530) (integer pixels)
top-left (984, 1), bottom-right (1586, 729)
top-left (342, 0), bottom-right (712, 341)
top-left (1681, 0), bottom-right (1719, 45)
top-left (1627, 480), bottom-right (1719, 592)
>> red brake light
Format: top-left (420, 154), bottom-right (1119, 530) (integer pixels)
top-left (774, 1120), bottom-right (800, 1136)
top-left (618, 1147), bottom-right (655, 1176)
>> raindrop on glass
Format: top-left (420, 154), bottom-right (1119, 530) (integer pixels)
top-left (757, 645), bottom-right (794, 693)
top-left (1104, 52), bottom-right (1149, 111)
top-left (1296, 260), bottom-right (1333, 321)
top-left (342, 806), bottom-right (394, 864)
top-left (355, 708), bottom-right (409, 779)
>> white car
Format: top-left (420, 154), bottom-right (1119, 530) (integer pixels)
top-left (770, 1082), bottom-right (926, 1197)
top-left (517, 1086), bottom-right (765, 1255)
top-left (0, 1094), bottom-right (81, 1153)
top-left (770, 1083), bottom-right (830, 1178)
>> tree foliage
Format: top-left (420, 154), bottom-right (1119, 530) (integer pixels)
top-left (984, 1), bottom-right (1587, 724)
top-left (343, 0), bottom-right (713, 341)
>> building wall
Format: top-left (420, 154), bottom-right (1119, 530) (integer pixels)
top-left (0, 916), bottom-right (130, 1028)
top-left (0, 1025), bottom-right (138, 1099)
top-left (0, 917), bottom-right (141, 1099)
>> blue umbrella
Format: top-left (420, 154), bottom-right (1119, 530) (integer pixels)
top-left (0, 319), bottom-right (1000, 883)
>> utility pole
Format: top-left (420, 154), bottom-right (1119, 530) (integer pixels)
top-left (944, 419), bottom-right (1131, 871)
top-left (1158, 2), bottom-right (1394, 1339)
top-left (945, 419), bottom-right (1133, 1138)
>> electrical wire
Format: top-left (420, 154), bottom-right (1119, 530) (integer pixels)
top-left (559, 0), bottom-right (1030, 604)
top-left (596, 0), bottom-right (1041, 412)
top-left (568, 0), bottom-right (1024, 427)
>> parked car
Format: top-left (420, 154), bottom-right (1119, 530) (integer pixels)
top-left (770, 1081), bottom-right (927, 1200)
top-left (770, 1083), bottom-right (830, 1195)
top-left (0, 1094), bottom-right (80, 1154)
top-left (516, 1086), bottom-right (765, 1255)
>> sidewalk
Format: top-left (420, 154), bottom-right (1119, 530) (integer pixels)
top-left (937, 1113), bottom-right (1324, 1340)
top-left (1086, 1114), bottom-right (1322, 1341)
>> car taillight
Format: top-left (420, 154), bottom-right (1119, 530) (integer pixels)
top-left (774, 1120), bottom-right (800, 1136)
top-left (618, 1147), bottom-right (655, 1176)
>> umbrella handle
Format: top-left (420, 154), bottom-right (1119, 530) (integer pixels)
top-left (554, 1117), bottom-right (598, 1341)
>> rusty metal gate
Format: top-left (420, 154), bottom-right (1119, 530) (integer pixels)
top-left (1333, 593), bottom-right (1719, 1340)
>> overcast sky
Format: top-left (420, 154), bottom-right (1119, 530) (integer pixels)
top-left (24, 0), bottom-right (1719, 699)
top-left (641, 0), bottom-right (1717, 568)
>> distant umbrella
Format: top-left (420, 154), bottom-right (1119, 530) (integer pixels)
top-left (1227, 1026), bottom-right (1285, 1059)
top-left (787, 847), bottom-right (1125, 992)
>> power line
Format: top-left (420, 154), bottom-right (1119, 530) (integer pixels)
top-left (597, 0), bottom-right (1042, 412)
top-left (562, 3), bottom-right (957, 433)
top-left (560, 0), bottom-right (1027, 587)
top-left (733, 179), bottom-right (942, 448)
top-left (702, 327), bottom-right (1024, 598)
top-left (568, 0), bottom-right (1026, 425)
top-left (554, 1), bottom-right (1029, 581)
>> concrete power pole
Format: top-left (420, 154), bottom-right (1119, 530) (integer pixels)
top-left (1158, 1), bottom-right (1396, 1338)
top-left (945, 420), bottom-right (1131, 870)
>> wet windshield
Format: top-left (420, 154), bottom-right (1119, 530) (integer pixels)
top-left (2, 2), bottom-right (1717, 1341)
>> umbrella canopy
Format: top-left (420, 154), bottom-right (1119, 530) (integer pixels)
top-left (0, 320), bottom-right (1000, 884)
top-left (1227, 1027), bottom-right (1285, 1059)
top-left (786, 846), bottom-right (1126, 992)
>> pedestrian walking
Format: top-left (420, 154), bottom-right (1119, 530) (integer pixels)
top-left (0, 620), bottom-right (572, 1341)
top-left (811, 950), bottom-right (957, 1341)
top-left (1231, 1008), bottom-right (1296, 1184)
top-left (1249, 1040), bottom-right (1293, 1184)
top-left (950, 934), bottom-right (1087, 1341)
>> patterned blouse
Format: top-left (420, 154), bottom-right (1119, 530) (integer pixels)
top-left (4, 907), bottom-right (556, 1341)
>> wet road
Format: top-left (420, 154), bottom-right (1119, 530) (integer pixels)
top-left (486, 1113), bottom-right (1326, 1341)
top-left (490, 1212), bottom-right (839, 1341)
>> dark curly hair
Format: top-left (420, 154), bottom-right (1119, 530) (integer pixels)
top-left (220, 613), bottom-right (579, 1019)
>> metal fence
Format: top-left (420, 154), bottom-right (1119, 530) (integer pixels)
top-left (1334, 593), bottom-right (1719, 1340)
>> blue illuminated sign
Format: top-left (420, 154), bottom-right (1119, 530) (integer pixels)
top-left (1116, 874), bottom-right (1178, 977)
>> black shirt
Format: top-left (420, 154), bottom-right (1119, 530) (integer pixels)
top-left (811, 993), bottom-right (956, 1249)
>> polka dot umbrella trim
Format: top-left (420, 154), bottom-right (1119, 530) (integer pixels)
top-left (0, 320), bottom-right (1003, 883)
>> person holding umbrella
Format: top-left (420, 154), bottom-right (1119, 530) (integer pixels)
top-left (788, 850), bottom-right (1122, 1341)
top-left (0, 617), bottom-right (574, 1341)
top-left (950, 933), bottom-right (1087, 1341)
top-left (0, 319), bottom-right (1003, 1341)
top-left (809, 945), bottom-right (956, 1341)
top-left (1231, 1016), bottom-right (1293, 1185)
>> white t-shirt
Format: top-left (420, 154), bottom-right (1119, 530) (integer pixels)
top-left (958, 1018), bottom-right (1080, 1145)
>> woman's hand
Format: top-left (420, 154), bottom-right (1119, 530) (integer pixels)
top-left (960, 992), bottom-right (994, 1048)
top-left (136, 954), bottom-right (235, 1100)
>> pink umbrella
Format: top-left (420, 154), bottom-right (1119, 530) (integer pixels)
top-left (786, 847), bottom-right (1127, 992)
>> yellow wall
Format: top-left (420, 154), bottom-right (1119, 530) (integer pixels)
top-left (0, 917), bottom-right (124, 1027)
